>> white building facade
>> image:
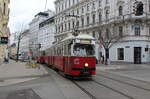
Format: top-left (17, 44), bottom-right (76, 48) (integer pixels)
top-left (38, 13), bottom-right (55, 51)
top-left (19, 30), bottom-right (30, 60)
top-left (54, 0), bottom-right (150, 64)
top-left (29, 10), bottom-right (53, 57)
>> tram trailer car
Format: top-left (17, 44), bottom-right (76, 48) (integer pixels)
top-left (37, 56), bottom-right (45, 64)
top-left (37, 34), bottom-right (96, 77)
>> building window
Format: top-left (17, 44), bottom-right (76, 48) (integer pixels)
top-left (149, 26), bottom-right (150, 35)
top-left (61, 24), bottom-right (63, 32)
top-left (98, 30), bottom-right (102, 39)
top-left (119, 6), bottom-right (123, 16)
top-left (81, 17), bottom-right (84, 27)
top-left (72, 21), bottom-right (75, 29)
top-left (68, 21), bottom-right (70, 30)
top-left (106, 0), bottom-right (109, 4)
top-left (58, 26), bottom-right (60, 33)
top-left (92, 2), bottom-right (95, 9)
top-left (77, 8), bottom-right (79, 14)
top-left (119, 26), bottom-right (123, 37)
top-left (149, 0), bottom-right (150, 12)
top-left (87, 16), bottom-right (89, 25)
top-left (118, 48), bottom-right (124, 60)
top-left (62, 4), bottom-right (64, 11)
top-left (99, 12), bottom-right (102, 22)
top-left (65, 23), bottom-right (67, 31)
top-left (93, 31), bottom-right (95, 38)
top-left (105, 10), bottom-right (109, 20)
top-left (92, 14), bottom-right (95, 24)
top-left (82, 6), bottom-right (84, 13)
top-left (65, 1), bottom-right (67, 9)
top-left (55, 26), bottom-right (57, 33)
top-left (87, 3), bottom-right (89, 11)
top-left (73, 0), bottom-right (75, 5)
top-left (76, 21), bottom-right (79, 28)
top-left (69, 0), bottom-right (71, 7)
top-left (134, 24), bottom-right (141, 36)
top-left (106, 28), bottom-right (110, 39)
top-left (99, 0), bottom-right (102, 7)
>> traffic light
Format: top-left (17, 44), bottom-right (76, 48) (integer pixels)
top-left (133, 2), bottom-right (144, 16)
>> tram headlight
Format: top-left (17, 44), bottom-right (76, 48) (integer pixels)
top-left (84, 63), bottom-right (89, 67)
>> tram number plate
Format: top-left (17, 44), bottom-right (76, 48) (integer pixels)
top-left (83, 72), bottom-right (90, 75)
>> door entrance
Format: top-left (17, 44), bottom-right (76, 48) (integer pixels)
top-left (134, 47), bottom-right (141, 64)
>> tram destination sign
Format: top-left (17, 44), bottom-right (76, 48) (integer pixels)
top-left (80, 40), bottom-right (91, 44)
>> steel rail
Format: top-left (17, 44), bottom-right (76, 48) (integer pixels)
top-left (71, 80), bottom-right (97, 99)
top-left (92, 79), bottom-right (134, 99)
top-left (96, 72), bottom-right (150, 92)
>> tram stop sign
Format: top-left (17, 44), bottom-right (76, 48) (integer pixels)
top-left (0, 37), bottom-right (8, 44)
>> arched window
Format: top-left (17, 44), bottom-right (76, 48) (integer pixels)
top-left (119, 6), bottom-right (123, 16)
top-left (105, 10), bottom-right (109, 20)
top-left (99, 12), bottom-right (102, 22)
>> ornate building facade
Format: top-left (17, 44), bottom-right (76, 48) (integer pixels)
top-left (54, 0), bottom-right (150, 64)
top-left (0, 0), bottom-right (10, 61)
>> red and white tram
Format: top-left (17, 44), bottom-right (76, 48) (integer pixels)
top-left (37, 34), bottom-right (96, 77)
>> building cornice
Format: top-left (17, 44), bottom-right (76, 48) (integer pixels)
top-left (55, 0), bottom-right (90, 17)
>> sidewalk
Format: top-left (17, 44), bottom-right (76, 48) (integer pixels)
top-left (96, 63), bottom-right (150, 70)
top-left (0, 60), bottom-right (48, 86)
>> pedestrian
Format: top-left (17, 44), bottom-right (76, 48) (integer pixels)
top-left (101, 55), bottom-right (104, 64)
top-left (4, 57), bottom-right (9, 63)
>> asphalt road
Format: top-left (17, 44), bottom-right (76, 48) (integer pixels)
top-left (1, 64), bottom-right (150, 99)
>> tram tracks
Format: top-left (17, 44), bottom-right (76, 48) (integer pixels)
top-left (92, 79), bottom-right (134, 99)
top-left (72, 77), bottom-right (136, 99)
top-left (72, 71), bottom-right (150, 99)
top-left (45, 65), bottom-right (150, 99)
top-left (96, 71), bottom-right (150, 92)
top-left (93, 71), bottom-right (150, 99)
top-left (71, 80), bottom-right (97, 99)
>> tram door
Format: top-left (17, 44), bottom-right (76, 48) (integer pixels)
top-left (134, 47), bottom-right (141, 64)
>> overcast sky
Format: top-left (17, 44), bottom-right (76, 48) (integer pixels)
top-left (8, 0), bottom-right (55, 33)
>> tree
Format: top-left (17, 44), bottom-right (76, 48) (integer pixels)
top-left (16, 24), bottom-right (28, 62)
top-left (98, 24), bottom-right (122, 65)
top-left (16, 31), bottom-right (25, 61)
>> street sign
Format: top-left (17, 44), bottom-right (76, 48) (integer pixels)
top-left (0, 37), bottom-right (8, 44)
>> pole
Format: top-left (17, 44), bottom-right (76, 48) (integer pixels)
top-left (16, 35), bottom-right (21, 62)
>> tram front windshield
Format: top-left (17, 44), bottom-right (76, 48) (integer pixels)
top-left (73, 43), bottom-right (95, 57)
